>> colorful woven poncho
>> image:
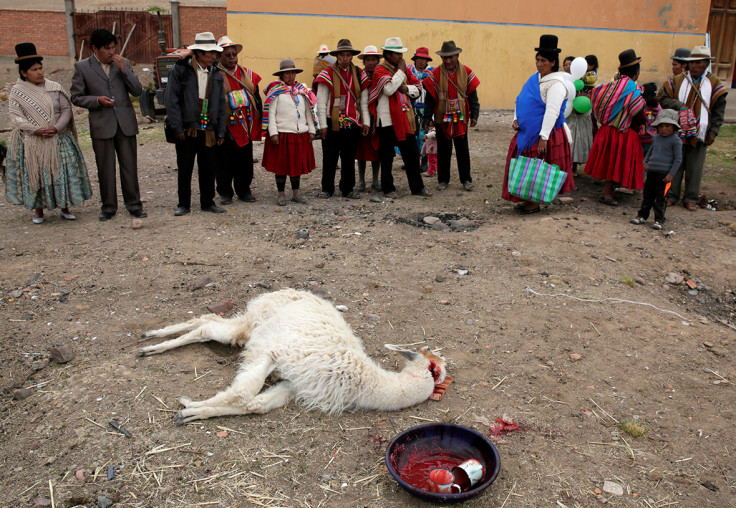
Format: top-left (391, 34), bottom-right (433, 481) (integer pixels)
top-left (590, 76), bottom-right (644, 132)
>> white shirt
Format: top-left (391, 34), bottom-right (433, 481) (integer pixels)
top-left (316, 67), bottom-right (370, 128)
top-left (195, 61), bottom-right (209, 100)
top-left (375, 68), bottom-right (419, 128)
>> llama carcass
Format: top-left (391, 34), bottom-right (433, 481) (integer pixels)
top-left (138, 289), bottom-right (447, 424)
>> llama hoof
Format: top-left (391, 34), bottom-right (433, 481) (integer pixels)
top-left (140, 331), bottom-right (150, 338)
top-left (174, 412), bottom-right (187, 426)
top-left (178, 396), bottom-right (193, 407)
top-left (136, 349), bottom-right (145, 357)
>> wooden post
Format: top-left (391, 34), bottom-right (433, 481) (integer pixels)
top-left (64, 0), bottom-right (76, 62)
top-left (170, 0), bottom-right (181, 48)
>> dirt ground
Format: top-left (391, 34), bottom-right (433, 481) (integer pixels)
top-left (1, 62), bottom-right (736, 508)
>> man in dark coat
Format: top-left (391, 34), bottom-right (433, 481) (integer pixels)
top-left (71, 28), bottom-right (146, 221)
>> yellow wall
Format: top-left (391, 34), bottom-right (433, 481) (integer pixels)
top-left (226, 1), bottom-right (708, 108)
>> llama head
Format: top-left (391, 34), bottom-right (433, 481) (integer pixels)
top-left (384, 344), bottom-right (447, 385)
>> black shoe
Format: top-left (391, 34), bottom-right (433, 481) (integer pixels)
top-left (174, 206), bottom-right (190, 216)
top-left (420, 156), bottom-right (428, 173)
top-left (130, 209), bottom-right (147, 218)
top-left (99, 211), bottom-right (115, 221)
top-left (220, 196), bottom-right (233, 205)
top-left (240, 194), bottom-right (256, 203)
top-left (202, 204), bottom-right (226, 213)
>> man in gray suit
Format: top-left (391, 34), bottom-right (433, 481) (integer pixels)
top-left (71, 28), bottom-right (146, 221)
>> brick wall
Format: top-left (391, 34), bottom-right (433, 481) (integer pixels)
top-left (0, 10), bottom-right (69, 57)
top-left (179, 6), bottom-right (227, 47)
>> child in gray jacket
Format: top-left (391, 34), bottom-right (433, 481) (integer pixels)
top-left (630, 109), bottom-right (683, 230)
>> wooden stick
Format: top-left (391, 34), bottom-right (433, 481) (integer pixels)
top-left (500, 480), bottom-right (516, 508)
top-left (492, 376), bottom-right (507, 390)
top-left (216, 425), bottom-right (247, 436)
top-left (49, 479), bottom-right (55, 508)
top-left (590, 321), bottom-right (602, 336)
top-left (83, 417), bottom-right (107, 430)
top-left (152, 394), bottom-right (170, 409)
top-left (134, 386), bottom-right (148, 400)
top-left (146, 442), bottom-right (191, 455)
top-left (589, 398), bottom-right (619, 424)
top-left (324, 447), bottom-right (340, 469)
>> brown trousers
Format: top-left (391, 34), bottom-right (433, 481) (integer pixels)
top-left (91, 126), bottom-right (142, 213)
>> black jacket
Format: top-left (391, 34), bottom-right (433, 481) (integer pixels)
top-left (165, 56), bottom-right (226, 138)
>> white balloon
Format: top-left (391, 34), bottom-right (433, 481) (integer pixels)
top-left (570, 57), bottom-right (587, 80)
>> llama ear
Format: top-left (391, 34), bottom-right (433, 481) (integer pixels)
top-left (384, 344), bottom-right (421, 361)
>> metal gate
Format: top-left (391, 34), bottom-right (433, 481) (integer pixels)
top-left (73, 9), bottom-right (174, 63)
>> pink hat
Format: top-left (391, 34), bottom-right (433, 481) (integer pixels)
top-left (412, 47), bottom-right (433, 62)
top-left (358, 45), bottom-right (382, 61)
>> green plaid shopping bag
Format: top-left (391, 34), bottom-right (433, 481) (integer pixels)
top-left (507, 156), bottom-right (568, 204)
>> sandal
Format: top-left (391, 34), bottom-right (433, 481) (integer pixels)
top-left (462, 181), bottom-right (473, 191)
top-left (684, 202), bottom-right (697, 211)
top-left (343, 191), bottom-right (360, 199)
top-left (277, 198), bottom-right (287, 206)
top-left (413, 188), bottom-right (432, 197)
top-left (520, 205), bottom-right (541, 215)
top-left (318, 191), bottom-right (332, 199)
top-left (437, 182), bottom-right (448, 191)
top-left (384, 192), bottom-right (398, 199)
top-left (598, 196), bottom-right (619, 207)
top-left (291, 196), bottom-right (307, 204)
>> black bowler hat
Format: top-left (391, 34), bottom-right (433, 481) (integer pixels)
top-left (14, 42), bottom-right (43, 64)
top-left (618, 49), bottom-right (642, 69)
top-left (535, 35), bottom-right (561, 54)
top-left (670, 47), bottom-right (691, 63)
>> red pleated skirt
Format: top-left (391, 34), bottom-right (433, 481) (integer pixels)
top-left (502, 126), bottom-right (574, 202)
top-left (356, 131), bottom-right (379, 162)
top-left (262, 132), bottom-right (315, 177)
top-left (584, 125), bottom-right (644, 190)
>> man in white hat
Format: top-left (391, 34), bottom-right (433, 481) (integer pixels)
top-left (368, 37), bottom-right (431, 198)
top-left (312, 44), bottom-right (335, 81)
top-left (165, 32), bottom-right (227, 216)
top-left (660, 46), bottom-right (728, 210)
top-left (215, 35), bottom-right (262, 204)
top-left (314, 39), bottom-right (370, 198)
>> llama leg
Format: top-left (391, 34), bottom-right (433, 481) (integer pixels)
top-left (177, 355), bottom-right (273, 411)
top-left (141, 315), bottom-right (224, 338)
top-left (175, 405), bottom-right (250, 425)
top-left (138, 319), bottom-right (236, 356)
top-left (245, 381), bottom-right (295, 414)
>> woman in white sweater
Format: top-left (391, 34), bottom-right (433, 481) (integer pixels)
top-left (262, 59), bottom-right (317, 205)
top-left (501, 35), bottom-right (574, 214)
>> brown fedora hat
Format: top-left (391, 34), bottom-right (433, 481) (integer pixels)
top-left (436, 40), bottom-right (462, 57)
top-left (329, 39), bottom-right (361, 56)
top-left (273, 58), bottom-right (303, 76)
top-left (618, 49), bottom-right (642, 69)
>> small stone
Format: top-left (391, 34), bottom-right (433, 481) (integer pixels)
top-left (315, 262), bottom-right (325, 268)
top-left (465, 319), bottom-right (474, 325)
top-left (75, 468), bottom-right (86, 482)
top-left (665, 272), bottom-right (684, 285)
top-left (431, 222), bottom-right (451, 231)
top-left (255, 257), bottom-right (264, 264)
top-left (634, 276), bottom-right (645, 285)
top-left (9, 289), bottom-right (23, 298)
top-left (106, 465), bottom-right (115, 480)
top-left (97, 495), bottom-right (113, 508)
top-left (216, 430), bottom-right (228, 438)
top-left (297, 230), bottom-right (309, 239)
top-left (438, 300), bottom-right (450, 305)
top-left (50, 344), bottom-right (75, 364)
top-left (13, 388), bottom-right (32, 400)
top-left (369, 194), bottom-right (383, 203)
top-left (602, 480), bottom-right (624, 496)
top-left (33, 499), bottom-right (52, 507)
top-left (192, 276), bottom-right (212, 291)
top-left (685, 279), bottom-right (697, 289)
top-left (688, 289), bottom-right (699, 296)
top-left (256, 282), bottom-right (271, 289)
top-left (423, 216), bottom-right (441, 225)
top-left (511, 250), bottom-right (521, 257)
top-left (457, 269), bottom-right (469, 276)
top-left (546, 360), bottom-right (555, 367)
top-left (569, 353), bottom-right (582, 361)
top-left (423, 285), bottom-right (432, 294)
top-left (436, 275), bottom-right (445, 282)
top-left (559, 196), bottom-right (574, 204)
top-left (130, 218), bottom-right (143, 230)
top-left (366, 314), bottom-right (381, 321)
top-left (647, 470), bottom-right (664, 482)
top-left (207, 300), bottom-right (233, 314)
top-left (31, 359), bottom-right (47, 371)
top-left (336, 305), bottom-right (348, 312)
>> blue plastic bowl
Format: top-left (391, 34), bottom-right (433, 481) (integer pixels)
top-left (385, 423), bottom-right (501, 503)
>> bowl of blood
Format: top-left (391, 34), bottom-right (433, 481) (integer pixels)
top-left (385, 423), bottom-right (500, 503)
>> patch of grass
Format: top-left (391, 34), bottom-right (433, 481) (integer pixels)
top-left (619, 276), bottom-right (635, 288)
top-left (619, 419), bottom-right (648, 438)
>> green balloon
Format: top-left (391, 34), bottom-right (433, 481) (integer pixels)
top-left (574, 79), bottom-right (584, 91)
top-left (573, 96), bottom-right (592, 114)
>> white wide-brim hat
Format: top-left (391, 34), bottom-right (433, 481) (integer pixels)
top-left (381, 37), bottom-right (408, 54)
top-left (688, 45), bottom-right (713, 61)
top-left (188, 32), bottom-right (222, 52)
top-left (317, 44), bottom-right (330, 54)
top-left (358, 45), bottom-right (382, 60)
top-left (218, 35), bottom-right (242, 54)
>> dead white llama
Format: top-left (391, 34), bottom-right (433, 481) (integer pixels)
top-left (138, 289), bottom-right (447, 425)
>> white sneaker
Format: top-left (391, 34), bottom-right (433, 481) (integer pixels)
top-left (32, 216), bottom-right (44, 224)
top-left (630, 217), bottom-right (646, 224)
top-left (60, 211), bottom-right (76, 220)
top-left (652, 222), bottom-right (663, 230)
